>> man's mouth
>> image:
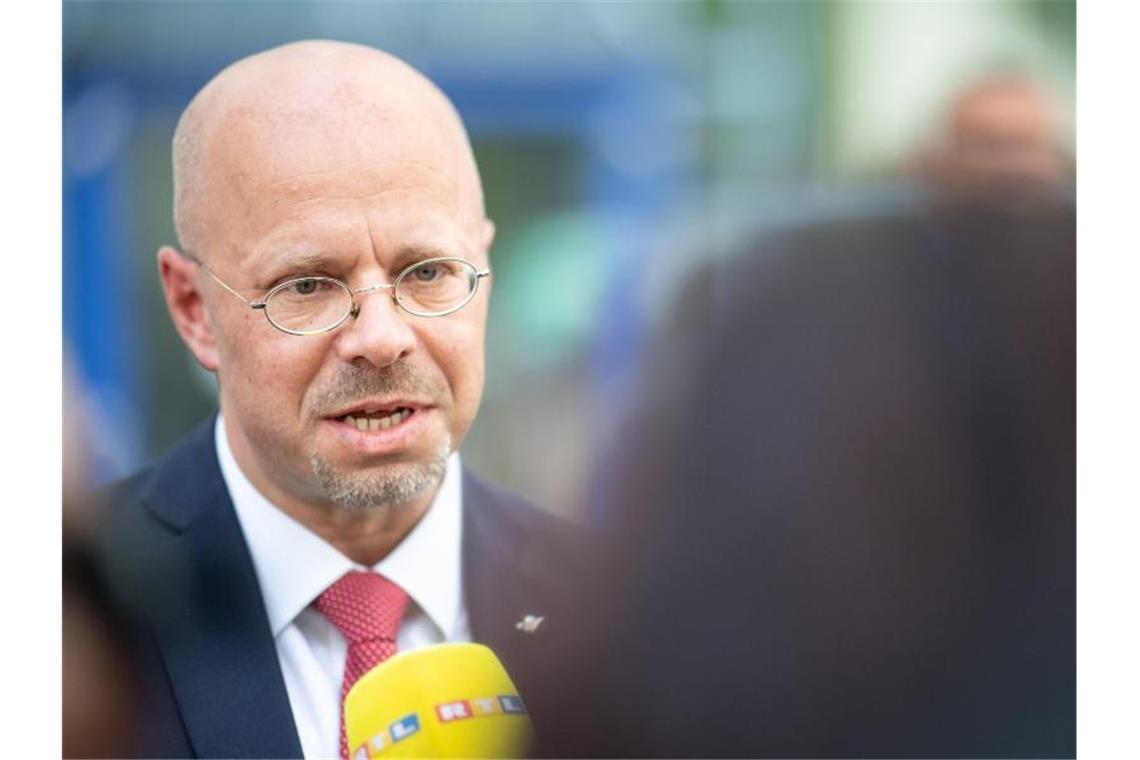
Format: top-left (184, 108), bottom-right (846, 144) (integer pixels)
top-left (333, 406), bottom-right (416, 433)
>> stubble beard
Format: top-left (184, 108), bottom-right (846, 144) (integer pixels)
top-left (303, 361), bottom-right (454, 511)
top-left (309, 438), bottom-right (451, 511)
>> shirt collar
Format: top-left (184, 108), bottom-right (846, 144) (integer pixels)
top-left (215, 414), bottom-right (465, 639)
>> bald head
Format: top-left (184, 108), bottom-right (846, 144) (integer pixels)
top-left (920, 74), bottom-right (1067, 207)
top-left (949, 76), bottom-right (1058, 154)
top-left (172, 40), bottom-right (485, 258)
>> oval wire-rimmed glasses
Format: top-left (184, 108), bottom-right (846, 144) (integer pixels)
top-left (189, 254), bottom-right (491, 336)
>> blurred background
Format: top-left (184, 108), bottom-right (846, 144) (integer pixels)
top-left (62, 0), bottom-right (1074, 520)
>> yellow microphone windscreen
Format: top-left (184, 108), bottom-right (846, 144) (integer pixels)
top-left (344, 642), bottom-right (535, 759)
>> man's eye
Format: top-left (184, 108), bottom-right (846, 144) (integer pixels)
top-left (287, 278), bottom-right (322, 295)
top-left (412, 265), bottom-right (441, 282)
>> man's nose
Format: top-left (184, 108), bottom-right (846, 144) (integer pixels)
top-left (333, 289), bottom-right (417, 368)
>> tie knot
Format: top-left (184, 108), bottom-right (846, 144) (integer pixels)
top-left (315, 571), bottom-right (409, 644)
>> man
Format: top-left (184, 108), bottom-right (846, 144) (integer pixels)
top-left (97, 40), bottom-right (584, 759)
top-left (914, 72), bottom-right (1069, 211)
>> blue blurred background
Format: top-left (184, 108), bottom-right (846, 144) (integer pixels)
top-left (62, 0), bottom-right (1074, 519)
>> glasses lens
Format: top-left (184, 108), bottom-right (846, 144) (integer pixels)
top-left (265, 277), bottom-right (353, 334)
top-left (396, 259), bottom-right (478, 316)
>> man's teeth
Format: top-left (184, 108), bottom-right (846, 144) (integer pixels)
top-left (343, 408), bottom-right (412, 432)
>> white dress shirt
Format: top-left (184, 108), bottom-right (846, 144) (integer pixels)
top-left (215, 416), bottom-right (471, 759)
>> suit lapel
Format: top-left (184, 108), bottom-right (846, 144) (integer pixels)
top-left (460, 470), bottom-right (593, 753)
top-left (139, 421), bottom-right (303, 759)
top-left (462, 471), bottom-right (537, 653)
top-left (460, 472), bottom-right (575, 697)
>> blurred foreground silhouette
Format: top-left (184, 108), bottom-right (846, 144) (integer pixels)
top-left (542, 87), bottom-right (1076, 755)
top-left (550, 197), bottom-right (1074, 758)
top-left (63, 362), bottom-right (141, 758)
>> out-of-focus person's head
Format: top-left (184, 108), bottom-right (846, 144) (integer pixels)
top-left (917, 73), bottom-right (1068, 209)
top-left (63, 355), bottom-right (94, 533)
top-left (63, 356), bottom-right (141, 757)
top-left (63, 542), bottom-right (141, 759)
top-left (543, 204), bottom-right (1076, 758)
top-left (157, 40), bottom-right (495, 516)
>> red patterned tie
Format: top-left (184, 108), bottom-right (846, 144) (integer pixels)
top-left (315, 571), bottom-right (409, 760)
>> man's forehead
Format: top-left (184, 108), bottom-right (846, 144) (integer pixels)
top-left (200, 69), bottom-right (462, 177)
top-left (177, 42), bottom-right (485, 259)
top-left (212, 115), bottom-right (463, 195)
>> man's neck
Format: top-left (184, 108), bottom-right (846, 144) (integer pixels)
top-left (273, 493), bottom-right (436, 567)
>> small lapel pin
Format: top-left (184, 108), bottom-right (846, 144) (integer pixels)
top-left (514, 614), bottom-right (545, 634)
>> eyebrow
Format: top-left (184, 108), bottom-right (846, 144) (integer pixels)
top-left (257, 243), bottom-right (465, 283)
top-left (390, 243), bottom-right (461, 268)
top-left (268, 251), bottom-right (345, 274)
top-left (249, 251), bottom-right (354, 287)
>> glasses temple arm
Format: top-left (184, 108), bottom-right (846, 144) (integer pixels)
top-left (191, 257), bottom-right (265, 309)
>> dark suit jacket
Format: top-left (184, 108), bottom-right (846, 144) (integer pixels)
top-left (96, 417), bottom-right (587, 758)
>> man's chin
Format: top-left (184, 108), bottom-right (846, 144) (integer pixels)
top-left (309, 456), bottom-right (447, 511)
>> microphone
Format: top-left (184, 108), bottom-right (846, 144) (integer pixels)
top-left (344, 643), bottom-right (534, 759)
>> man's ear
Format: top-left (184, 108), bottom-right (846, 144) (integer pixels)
top-left (157, 246), bottom-right (220, 372)
top-left (479, 220), bottom-right (496, 298)
top-left (480, 218), bottom-right (496, 255)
